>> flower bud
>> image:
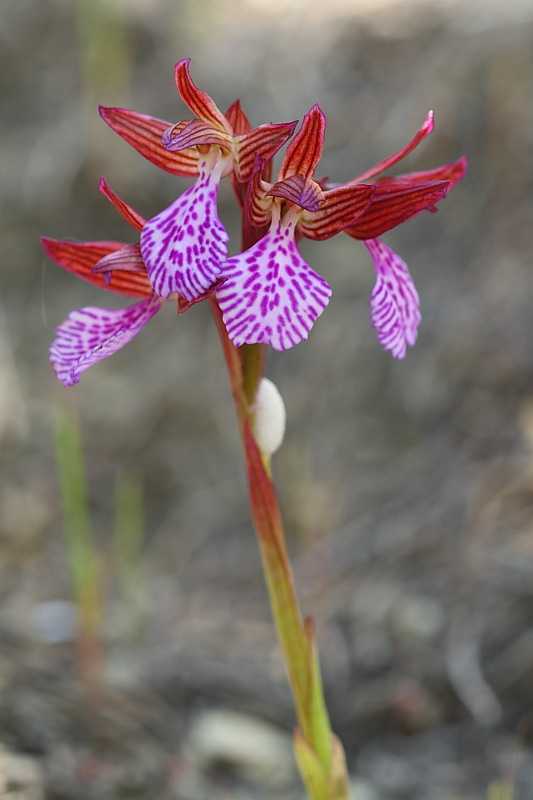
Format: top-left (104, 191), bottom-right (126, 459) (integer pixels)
top-left (252, 378), bottom-right (286, 456)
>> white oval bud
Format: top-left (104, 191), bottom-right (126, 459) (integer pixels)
top-left (252, 378), bottom-right (286, 456)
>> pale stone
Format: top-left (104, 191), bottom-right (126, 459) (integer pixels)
top-left (186, 709), bottom-right (296, 789)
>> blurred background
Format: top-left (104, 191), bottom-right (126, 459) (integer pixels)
top-left (1, 0), bottom-right (533, 797)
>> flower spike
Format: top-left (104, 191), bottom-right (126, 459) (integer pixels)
top-left (45, 62), bottom-right (466, 381)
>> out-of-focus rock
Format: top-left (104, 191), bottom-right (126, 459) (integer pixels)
top-left (28, 600), bottom-right (77, 644)
top-left (185, 709), bottom-right (296, 790)
top-left (390, 679), bottom-right (444, 731)
top-left (389, 595), bottom-right (445, 641)
top-left (0, 744), bottom-right (43, 800)
top-left (350, 581), bottom-right (401, 626)
top-left (350, 776), bottom-right (382, 800)
top-left (0, 486), bottom-right (51, 551)
top-left (351, 629), bottom-right (393, 672)
top-left (360, 750), bottom-right (419, 795)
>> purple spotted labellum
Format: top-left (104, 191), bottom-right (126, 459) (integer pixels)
top-left (140, 148), bottom-right (230, 300)
top-left (218, 204), bottom-right (333, 351)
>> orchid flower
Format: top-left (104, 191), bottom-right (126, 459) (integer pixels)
top-left (42, 180), bottom-right (182, 386)
top-left (216, 105), bottom-right (377, 351)
top-left (338, 111), bottom-right (467, 358)
top-left (216, 106), bottom-right (463, 356)
top-left (100, 59), bottom-right (296, 303)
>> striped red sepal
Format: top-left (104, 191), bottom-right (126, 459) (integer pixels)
top-left (99, 107), bottom-right (198, 177)
top-left (225, 100), bottom-right (251, 135)
top-left (299, 184), bottom-right (375, 241)
top-left (344, 180), bottom-right (449, 240)
top-left (375, 156), bottom-right (467, 191)
top-left (349, 111), bottom-right (435, 184)
top-left (235, 120), bottom-right (297, 182)
top-left (163, 119), bottom-right (232, 152)
top-left (278, 104), bottom-right (326, 181)
top-left (41, 238), bottom-right (152, 299)
top-left (175, 59), bottom-right (232, 133)
top-left (268, 175), bottom-right (324, 212)
top-left (98, 178), bottom-right (146, 232)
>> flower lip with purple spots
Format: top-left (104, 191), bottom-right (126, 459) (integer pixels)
top-left (217, 210), bottom-right (331, 351)
top-left (365, 238), bottom-right (421, 359)
top-left (140, 151), bottom-right (230, 301)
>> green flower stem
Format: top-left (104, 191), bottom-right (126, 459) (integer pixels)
top-left (241, 343), bottom-right (266, 406)
top-left (209, 295), bottom-right (351, 800)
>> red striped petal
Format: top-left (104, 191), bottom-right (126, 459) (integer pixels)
top-left (278, 104), bottom-right (326, 181)
top-left (91, 243), bottom-right (146, 286)
top-left (299, 184), bottom-right (375, 241)
top-left (174, 59), bottom-right (231, 133)
top-left (268, 175), bottom-right (324, 212)
top-left (99, 106), bottom-right (198, 177)
top-left (235, 120), bottom-right (297, 182)
top-left (163, 118), bottom-right (232, 151)
top-left (41, 238), bottom-right (152, 299)
top-left (349, 111), bottom-right (434, 184)
top-left (344, 180), bottom-right (449, 240)
top-left (98, 178), bottom-right (146, 232)
top-left (246, 157), bottom-right (274, 227)
top-left (225, 100), bottom-right (251, 135)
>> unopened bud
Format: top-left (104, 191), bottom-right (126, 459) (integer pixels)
top-left (252, 378), bottom-right (286, 456)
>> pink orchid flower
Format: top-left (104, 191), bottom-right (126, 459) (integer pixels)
top-left (339, 111), bottom-right (467, 358)
top-left (100, 59), bottom-right (296, 303)
top-left (43, 180), bottom-right (172, 386)
top-left (217, 106), bottom-right (461, 356)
